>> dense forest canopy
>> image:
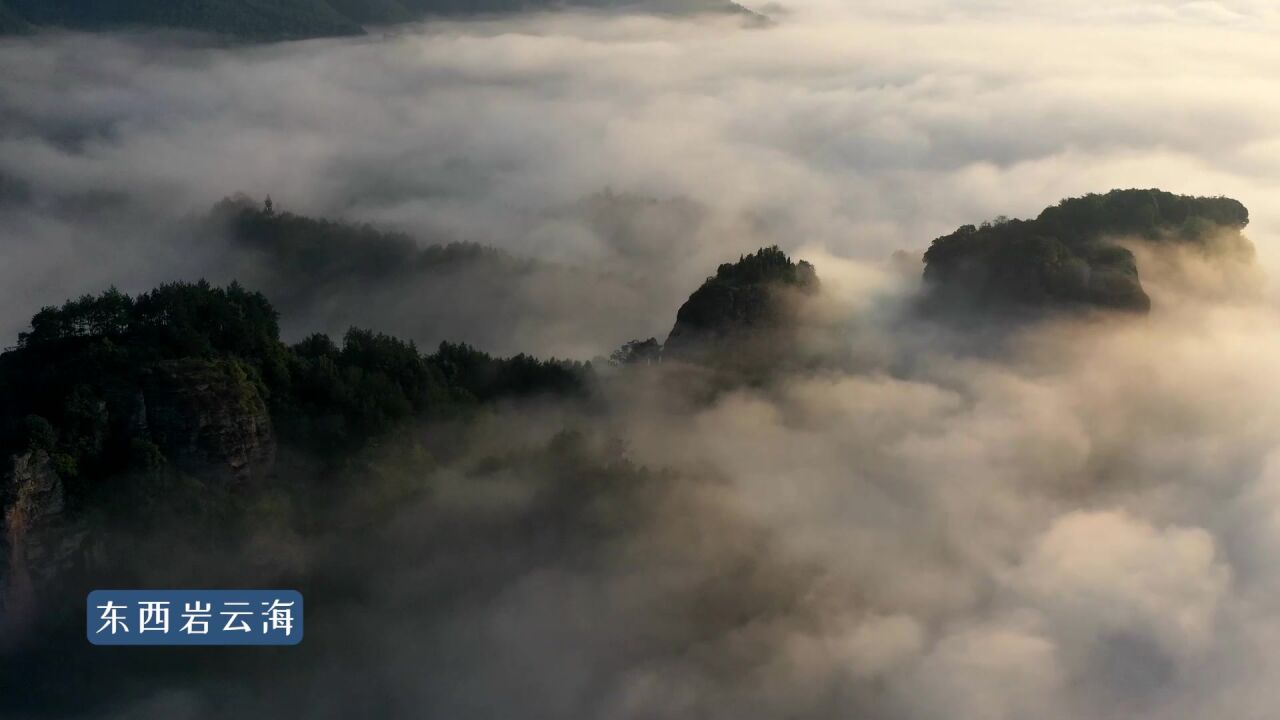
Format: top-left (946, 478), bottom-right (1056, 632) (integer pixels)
top-left (921, 189), bottom-right (1252, 315)
top-left (211, 195), bottom-right (517, 292)
top-left (204, 196), bottom-right (590, 354)
top-left (0, 283), bottom-right (667, 715)
top-left (0, 281), bottom-right (591, 504)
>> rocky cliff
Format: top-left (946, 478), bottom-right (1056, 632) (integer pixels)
top-left (0, 450), bottom-right (82, 635)
top-left (139, 359), bottom-right (276, 486)
top-left (0, 357), bottom-right (275, 632)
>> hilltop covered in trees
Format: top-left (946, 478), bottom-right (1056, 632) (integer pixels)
top-left (0, 280), bottom-right (653, 713)
top-left (921, 189), bottom-right (1252, 315)
top-left (209, 195), bottom-right (523, 323)
top-left (204, 196), bottom-right (618, 355)
top-left (664, 246), bottom-right (818, 356)
top-left (0, 281), bottom-right (590, 506)
top-left (622, 246), bottom-right (822, 380)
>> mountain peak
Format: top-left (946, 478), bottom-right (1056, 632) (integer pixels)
top-left (663, 246), bottom-right (818, 367)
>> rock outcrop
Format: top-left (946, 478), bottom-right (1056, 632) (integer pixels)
top-left (921, 189), bottom-right (1251, 316)
top-left (0, 450), bottom-right (81, 632)
top-left (140, 359), bottom-right (275, 486)
top-left (664, 246), bottom-right (819, 369)
top-left (0, 358), bottom-right (275, 635)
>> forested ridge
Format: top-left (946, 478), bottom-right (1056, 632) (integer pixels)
top-left (922, 188), bottom-right (1252, 315)
top-left (1, 281), bottom-right (590, 471)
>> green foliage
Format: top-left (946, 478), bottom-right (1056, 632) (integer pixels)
top-left (132, 282), bottom-right (282, 364)
top-left (127, 437), bottom-right (167, 472)
top-left (209, 196), bottom-right (523, 322)
top-left (711, 246), bottom-right (818, 289)
top-left (215, 195), bottom-right (512, 272)
top-left (216, 196), bottom-right (423, 284)
top-left (1035, 189), bottom-right (1248, 244)
top-left (665, 245), bottom-right (819, 360)
top-left (610, 338), bottom-right (662, 366)
top-left (48, 452), bottom-right (78, 480)
top-left (279, 328), bottom-right (452, 449)
top-left (19, 286), bottom-right (133, 347)
top-left (433, 341), bottom-right (591, 403)
top-left (0, 280), bottom-right (593, 511)
top-left (18, 282), bottom-right (280, 360)
top-left (19, 415), bottom-right (57, 453)
top-left (921, 189), bottom-right (1250, 314)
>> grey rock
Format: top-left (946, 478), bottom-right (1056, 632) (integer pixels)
top-left (140, 359), bottom-right (276, 486)
top-left (0, 450), bottom-right (76, 626)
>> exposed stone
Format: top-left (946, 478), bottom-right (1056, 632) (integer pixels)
top-left (0, 450), bottom-right (79, 630)
top-left (140, 359), bottom-right (276, 486)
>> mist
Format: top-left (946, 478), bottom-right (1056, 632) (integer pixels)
top-left (4, 1), bottom-right (1280, 719)
top-left (4, 1), bottom-right (1280, 353)
top-left (32, 233), bottom-right (1280, 720)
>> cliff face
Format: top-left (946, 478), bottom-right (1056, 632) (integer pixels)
top-left (0, 451), bottom-right (81, 631)
top-left (140, 359), bottom-right (276, 486)
top-left (663, 246), bottom-right (819, 369)
top-left (922, 189), bottom-right (1251, 316)
top-left (0, 358), bottom-right (275, 634)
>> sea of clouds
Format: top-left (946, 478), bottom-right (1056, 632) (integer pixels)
top-left (5, 2), bottom-right (1280, 718)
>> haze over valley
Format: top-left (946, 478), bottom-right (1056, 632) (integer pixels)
top-left (4, 2), bottom-right (1280, 718)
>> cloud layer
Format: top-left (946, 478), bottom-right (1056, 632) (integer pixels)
top-left (3, 1), bottom-right (1280, 353)
top-left (3, 3), bottom-right (1280, 719)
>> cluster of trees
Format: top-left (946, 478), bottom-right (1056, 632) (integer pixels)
top-left (666, 246), bottom-right (817, 346)
top-left (707, 245), bottom-right (818, 290)
top-left (213, 195), bottom-right (517, 287)
top-left (921, 189), bottom-right (1250, 314)
top-left (609, 337), bottom-right (661, 366)
top-left (0, 281), bottom-right (592, 504)
top-left (0, 282), bottom-right (647, 715)
top-left (922, 217), bottom-right (1151, 312)
top-left (283, 330), bottom-right (590, 449)
top-left (0, 241), bottom-right (826, 531)
top-left (1034, 189), bottom-right (1248, 245)
top-left (660, 245), bottom-right (821, 379)
top-left (206, 195), bottom-right (551, 347)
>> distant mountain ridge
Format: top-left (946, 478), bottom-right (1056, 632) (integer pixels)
top-left (0, 0), bottom-right (759, 40)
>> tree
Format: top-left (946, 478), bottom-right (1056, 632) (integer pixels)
top-left (610, 338), bottom-right (662, 366)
